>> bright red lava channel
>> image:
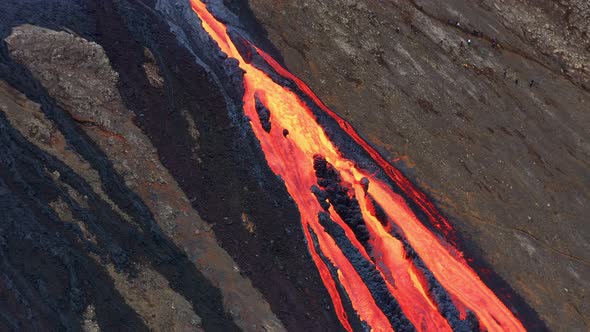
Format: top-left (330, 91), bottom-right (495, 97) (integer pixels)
top-left (190, 2), bottom-right (526, 331)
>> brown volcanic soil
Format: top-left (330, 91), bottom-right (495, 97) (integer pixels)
top-left (246, 0), bottom-right (590, 330)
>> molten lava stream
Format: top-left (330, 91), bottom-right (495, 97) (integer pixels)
top-left (329, 206), bottom-right (452, 331)
top-left (248, 88), bottom-right (394, 331)
top-left (255, 47), bottom-right (459, 246)
top-left (190, 1), bottom-right (526, 331)
top-left (359, 207), bottom-right (452, 329)
top-left (307, 207), bottom-right (395, 332)
top-left (302, 225), bottom-right (354, 332)
top-left (359, 177), bottom-right (525, 331)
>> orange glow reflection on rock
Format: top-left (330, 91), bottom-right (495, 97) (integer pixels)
top-left (189, 1), bottom-right (526, 331)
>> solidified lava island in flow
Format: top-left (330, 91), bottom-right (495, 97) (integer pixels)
top-left (191, 1), bottom-right (526, 331)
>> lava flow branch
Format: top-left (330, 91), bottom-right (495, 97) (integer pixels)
top-left (190, 1), bottom-right (527, 331)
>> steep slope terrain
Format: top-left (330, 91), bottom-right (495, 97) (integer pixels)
top-left (0, 0), bottom-right (588, 331)
top-left (1, 19), bottom-right (282, 332)
top-left (246, 1), bottom-right (589, 330)
top-left (0, 0), bottom-right (341, 330)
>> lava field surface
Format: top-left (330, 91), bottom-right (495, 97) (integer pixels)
top-left (0, 0), bottom-right (588, 331)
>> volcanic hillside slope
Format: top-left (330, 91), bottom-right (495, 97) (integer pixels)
top-left (245, 0), bottom-right (590, 330)
top-left (0, 0), bottom-right (587, 331)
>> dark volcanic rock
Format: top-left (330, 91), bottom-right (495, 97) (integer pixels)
top-left (312, 155), bottom-right (370, 246)
top-left (255, 95), bottom-right (272, 132)
top-left (1, 20), bottom-right (282, 331)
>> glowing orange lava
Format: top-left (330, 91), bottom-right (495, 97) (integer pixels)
top-left (189, 1), bottom-right (526, 331)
